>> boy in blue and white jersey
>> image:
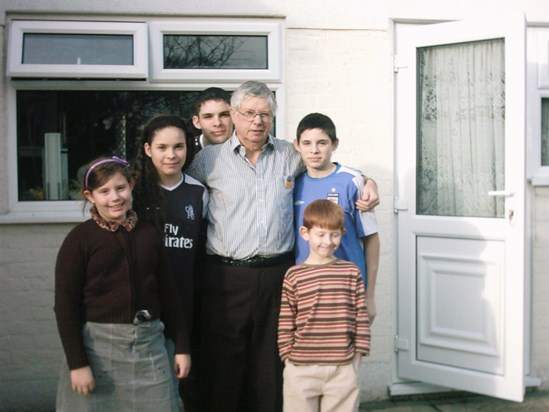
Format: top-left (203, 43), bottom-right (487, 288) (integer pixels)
top-left (293, 113), bottom-right (381, 323)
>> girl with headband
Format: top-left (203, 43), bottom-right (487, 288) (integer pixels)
top-left (54, 156), bottom-right (190, 411)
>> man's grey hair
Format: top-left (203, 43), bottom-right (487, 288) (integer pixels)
top-left (230, 80), bottom-right (278, 115)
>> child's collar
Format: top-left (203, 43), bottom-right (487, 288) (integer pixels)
top-left (90, 206), bottom-right (138, 232)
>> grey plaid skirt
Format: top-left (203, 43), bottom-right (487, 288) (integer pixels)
top-left (56, 320), bottom-right (179, 412)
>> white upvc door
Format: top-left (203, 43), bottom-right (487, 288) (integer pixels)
top-left (395, 15), bottom-right (526, 402)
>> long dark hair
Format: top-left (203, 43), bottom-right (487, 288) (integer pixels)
top-left (132, 115), bottom-right (196, 232)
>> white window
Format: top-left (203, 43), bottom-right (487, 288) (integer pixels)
top-left (149, 19), bottom-right (283, 82)
top-left (3, 17), bottom-right (284, 222)
top-left (7, 20), bottom-right (148, 79)
top-left (528, 27), bottom-right (549, 185)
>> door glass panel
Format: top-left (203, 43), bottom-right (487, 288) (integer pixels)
top-left (23, 34), bottom-right (134, 65)
top-left (417, 39), bottom-right (505, 218)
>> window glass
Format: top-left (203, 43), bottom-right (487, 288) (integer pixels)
top-left (163, 35), bottom-right (268, 69)
top-left (542, 98), bottom-right (549, 166)
top-left (417, 39), bottom-right (505, 218)
top-left (23, 33), bottom-right (134, 65)
top-left (17, 90), bottom-right (199, 201)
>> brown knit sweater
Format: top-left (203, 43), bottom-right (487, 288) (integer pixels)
top-left (54, 216), bottom-right (189, 370)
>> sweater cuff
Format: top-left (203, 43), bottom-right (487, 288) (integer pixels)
top-left (66, 351), bottom-right (89, 370)
top-left (174, 331), bottom-right (190, 355)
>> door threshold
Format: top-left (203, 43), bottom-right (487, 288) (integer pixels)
top-left (389, 376), bottom-right (541, 397)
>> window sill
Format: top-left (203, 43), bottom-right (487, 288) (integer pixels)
top-left (529, 176), bottom-right (549, 186)
top-left (0, 210), bottom-right (88, 224)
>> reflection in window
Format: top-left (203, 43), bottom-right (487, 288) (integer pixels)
top-left (23, 34), bottom-right (134, 65)
top-left (16, 90), bottom-right (199, 201)
top-left (164, 35), bottom-right (268, 69)
top-left (417, 39), bottom-right (505, 218)
top-left (542, 98), bottom-right (549, 166)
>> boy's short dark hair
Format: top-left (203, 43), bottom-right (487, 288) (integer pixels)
top-left (296, 112), bottom-right (337, 142)
top-left (303, 199), bottom-right (345, 231)
top-left (194, 87), bottom-right (232, 116)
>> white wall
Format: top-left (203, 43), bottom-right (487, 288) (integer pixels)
top-left (285, 26), bottom-right (395, 398)
top-left (532, 187), bottom-right (549, 384)
top-left (1, 0), bottom-right (549, 410)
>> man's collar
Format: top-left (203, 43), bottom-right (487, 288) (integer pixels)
top-left (229, 132), bottom-right (274, 152)
top-left (229, 132), bottom-right (241, 151)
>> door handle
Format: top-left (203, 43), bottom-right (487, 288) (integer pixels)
top-left (488, 190), bottom-right (514, 197)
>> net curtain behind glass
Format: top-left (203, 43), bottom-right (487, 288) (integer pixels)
top-left (417, 39), bottom-right (505, 218)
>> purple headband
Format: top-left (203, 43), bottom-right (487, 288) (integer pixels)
top-left (84, 156), bottom-right (130, 189)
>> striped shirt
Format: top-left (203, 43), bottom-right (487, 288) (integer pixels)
top-left (278, 259), bottom-right (370, 365)
top-left (186, 132), bottom-right (303, 260)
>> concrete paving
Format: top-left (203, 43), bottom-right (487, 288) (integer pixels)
top-left (359, 389), bottom-right (549, 411)
top-left (22, 389), bottom-right (549, 411)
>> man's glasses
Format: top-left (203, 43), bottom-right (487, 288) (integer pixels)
top-left (237, 110), bottom-right (273, 123)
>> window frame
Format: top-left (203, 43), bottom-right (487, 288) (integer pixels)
top-left (149, 19), bottom-right (283, 82)
top-left (527, 26), bottom-right (549, 186)
top-left (7, 20), bottom-right (149, 79)
top-left (528, 92), bottom-right (549, 186)
top-left (2, 17), bottom-right (284, 223)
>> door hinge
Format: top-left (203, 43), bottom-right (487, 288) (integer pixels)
top-left (394, 197), bottom-right (408, 214)
top-left (394, 55), bottom-right (408, 73)
top-left (394, 335), bottom-right (409, 352)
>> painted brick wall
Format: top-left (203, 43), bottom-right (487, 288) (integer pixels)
top-left (284, 28), bottom-right (394, 400)
top-left (0, 224), bottom-right (74, 411)
top-left (532, 187), bottom-right (549, 387)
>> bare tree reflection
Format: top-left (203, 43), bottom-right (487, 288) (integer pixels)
top-left (164, 35), bottom-right (241, 69)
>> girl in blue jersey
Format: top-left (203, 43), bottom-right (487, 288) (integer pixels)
top-left (132, 115), bottom-right (209, 411)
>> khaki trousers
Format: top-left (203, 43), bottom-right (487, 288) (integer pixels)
top-left (283, 358), bottom-right (361, 412)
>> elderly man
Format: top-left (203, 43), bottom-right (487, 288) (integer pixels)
top-left (187, 81), bottom-right (379, 412)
